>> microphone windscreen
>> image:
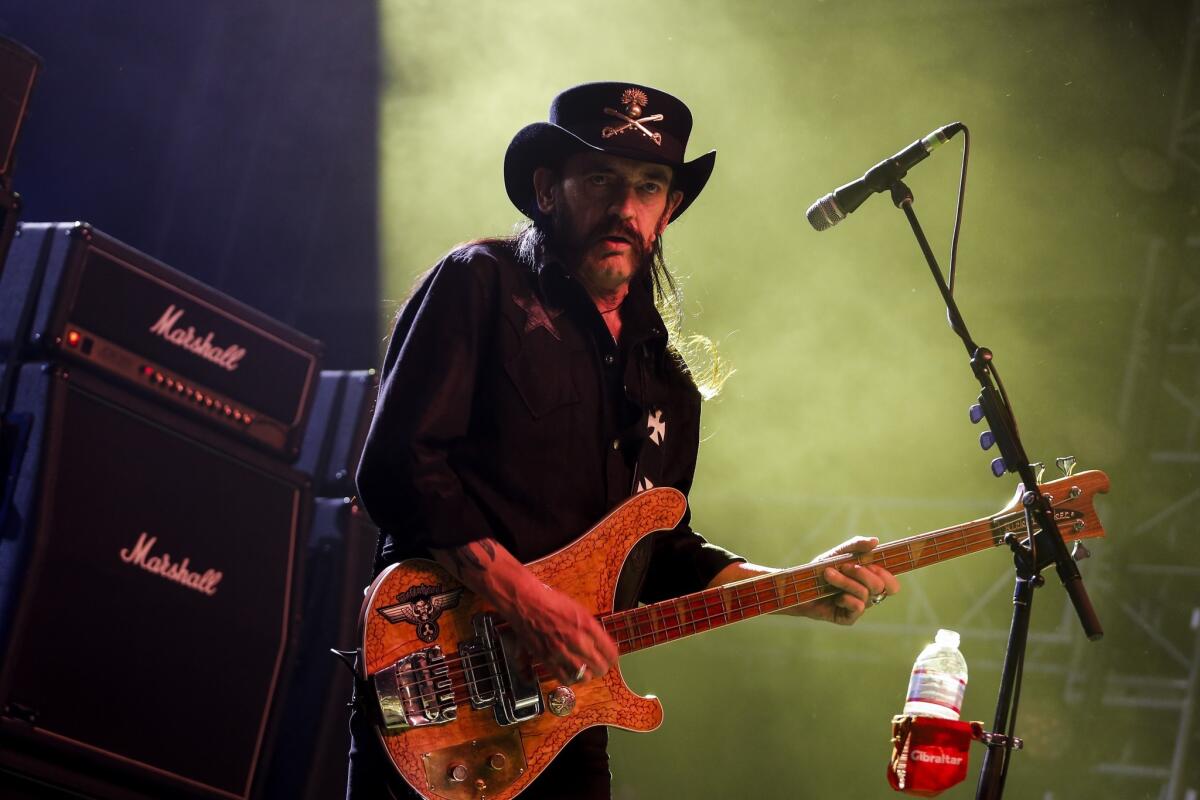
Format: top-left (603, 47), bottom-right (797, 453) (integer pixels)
top-left (806, 194), bottom-right (845, 231)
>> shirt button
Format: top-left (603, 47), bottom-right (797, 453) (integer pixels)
top-left (611, 439), bottom-right (620, 450)
top-left (604, 354), bottom-right (615, 366)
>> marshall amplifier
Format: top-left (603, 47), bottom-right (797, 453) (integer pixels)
top-left (0, 36), bottom-right (41, 186)
top-left (295, 369), bottom-right (378, 497)
top-left (0, 223), bottom-right (323, 459)
top-left (0, 363), bottom-right (309, 800)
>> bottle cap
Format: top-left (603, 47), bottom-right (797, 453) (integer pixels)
top-left (935, 629), bottom-right (961, 648)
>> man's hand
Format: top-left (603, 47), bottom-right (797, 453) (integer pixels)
top-left (706, 536), bottom-right (900, 625)
top-left (807, 535), bottom-right (900, 625)
top-left (505, 582), bottom-right (619, 684)
top-left (430, 538), bottom-right (618, 684)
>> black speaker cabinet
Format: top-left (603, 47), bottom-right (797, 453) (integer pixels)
top-left (263, 497), bottom-right (376, 800)
top-left (294, 370), bottom-right (377, 498)
top-left (0, 363), bottom-right (310, 800)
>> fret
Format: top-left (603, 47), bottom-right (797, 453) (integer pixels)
top-left (748, 576), bottom-right (775, 616)
top-left (771, 573), bottom-right (789, 610)
top-left (673, 597), bottom-right (691, 636)
top-left (716, 586), bottom-right (733, 620)
top-left (652, 604), bottom-right (672, 642)
top-left (636, 607), bottom-right (656, 649)
top-left (657, 598), bottom-right (679, 641)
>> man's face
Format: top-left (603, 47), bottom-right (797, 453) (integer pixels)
top-left (534, 151), bottom-right (683, 296)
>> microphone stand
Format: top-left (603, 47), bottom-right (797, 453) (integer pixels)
top-left (886, 180), bottom-right (1103, 800)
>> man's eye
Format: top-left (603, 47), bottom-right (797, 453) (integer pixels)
top-left (588, 174), bottom-right (608, 185)
top-left (642, 183), bottom-right (662, 194)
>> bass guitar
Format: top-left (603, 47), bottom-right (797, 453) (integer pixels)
top-left (359, 470), bottom-right (1109, 799)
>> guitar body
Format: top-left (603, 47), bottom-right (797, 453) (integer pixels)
top-left (359, 487), bottom-right (689, 800)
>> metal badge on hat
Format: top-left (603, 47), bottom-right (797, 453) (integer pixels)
top-left (602, 88), bottom-right (663, 146)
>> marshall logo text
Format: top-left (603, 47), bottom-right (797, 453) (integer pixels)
top-left (119, 532), bottom-right (223, 596)
top-left (148, 304), bottom-right (247, 372)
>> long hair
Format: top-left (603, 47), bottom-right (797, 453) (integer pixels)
top-left (514, 218), bottom-right (733, 400)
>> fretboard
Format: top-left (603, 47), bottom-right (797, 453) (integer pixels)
top-left (601, 508), bottom-right (1022, 655)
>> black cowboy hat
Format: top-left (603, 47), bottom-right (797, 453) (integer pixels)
top-left (504, 81), bottom-right (716, 222)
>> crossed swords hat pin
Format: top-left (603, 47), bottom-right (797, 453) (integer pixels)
top-left (504, 81), bottom-right (717, 222)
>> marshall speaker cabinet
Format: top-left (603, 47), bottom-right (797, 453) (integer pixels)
top-left (0, 363), bottom-right (311, 800)
top-left (0, 223), bottom-right (323, 460)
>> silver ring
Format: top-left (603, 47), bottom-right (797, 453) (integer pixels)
top-left (870, 591), bottom-right (887, 606)
top-left (574, 664), bottom-right (587, 682)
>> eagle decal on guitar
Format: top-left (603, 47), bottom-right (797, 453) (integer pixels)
top-left (377, 585), bottom-right (464, 643)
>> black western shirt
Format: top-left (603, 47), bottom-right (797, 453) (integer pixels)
top-left (357, 238), bottom-right (742, 603)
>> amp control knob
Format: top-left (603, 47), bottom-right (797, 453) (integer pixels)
top-left (448, 763), bottom-right (468, 783)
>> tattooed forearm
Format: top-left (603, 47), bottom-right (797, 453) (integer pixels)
top-left (436, 538), bottom-right (498, 579)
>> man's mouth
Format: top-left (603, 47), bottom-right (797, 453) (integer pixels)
top-left (598, 234), bottom-right (633, 247)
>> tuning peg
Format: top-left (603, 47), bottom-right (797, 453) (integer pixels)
top-left (1071, 541), bottom-right (1091, 562)
top-left (969, 404), bottom-right (985, 424)
top-left (980, 431), bottom-right (996, 450)
top-left (1056, 456), bottom-right (1077, 477)
top-left (1030, 461), bottom-right (1046, 483)
top-left (990, 457), bottom-right (1007, 477)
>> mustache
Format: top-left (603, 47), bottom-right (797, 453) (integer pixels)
top-left (588, 218), bottom-right (643, 247)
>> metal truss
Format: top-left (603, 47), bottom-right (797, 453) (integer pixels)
top-left (1096, 232), bottom-right (1200, 800)
top-left (1169, 0), bottom-right (1200, 182)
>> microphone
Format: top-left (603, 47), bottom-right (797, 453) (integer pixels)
top-left (806, 122), bottom-right (964, 231)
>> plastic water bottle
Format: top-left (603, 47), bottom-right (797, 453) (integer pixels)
top-left (903, 628), bottom-right (968, 720)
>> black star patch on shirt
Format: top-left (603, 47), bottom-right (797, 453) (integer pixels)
top-left (512, 292), bottom-right (564, 340)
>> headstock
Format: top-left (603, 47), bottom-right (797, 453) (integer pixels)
top-left (996, 468), bottom-right (1110, 548)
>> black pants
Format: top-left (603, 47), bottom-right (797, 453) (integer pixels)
top-left (346, 697), bottom-right (613, 799)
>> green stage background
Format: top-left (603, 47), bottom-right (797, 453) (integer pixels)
top-left (378, 2), bottom-right (1199, 797)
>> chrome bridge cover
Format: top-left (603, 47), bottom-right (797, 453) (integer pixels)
top-left (467, 614), bottom-right (543, 726)
top-left (374, 646), bottom-right (457, 730)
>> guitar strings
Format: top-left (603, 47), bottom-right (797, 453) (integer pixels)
top-left (381, 505), bottom-right (1073, 707)
top-left (374, 505), bottom-right (1074, 709)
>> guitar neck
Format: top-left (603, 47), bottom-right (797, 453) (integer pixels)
top-left (602, 507), bottom-right (1023, 656)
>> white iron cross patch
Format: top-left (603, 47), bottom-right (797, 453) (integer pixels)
top-left (602, 88), bottom-right (663, 146)
top-left (646, 408), bottom-right (666, 445)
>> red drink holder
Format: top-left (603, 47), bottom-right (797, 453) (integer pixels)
top-left (888, 714), bottom-right (985, 796)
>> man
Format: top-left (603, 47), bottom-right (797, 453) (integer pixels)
top-left (350, 82), bottom-right (900, 799)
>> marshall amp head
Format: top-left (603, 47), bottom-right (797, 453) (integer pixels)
top-left (0, 222), bottom-right (323, 458)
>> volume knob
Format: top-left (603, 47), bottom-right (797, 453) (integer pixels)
top-left (447, 763), bottom-right (468, 783)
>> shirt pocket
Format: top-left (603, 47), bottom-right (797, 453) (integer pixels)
top-left (503, 350), bottom-right (581, 419)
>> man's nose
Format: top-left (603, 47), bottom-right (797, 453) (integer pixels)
top-left (607, 183), bottom-right (639, 219)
